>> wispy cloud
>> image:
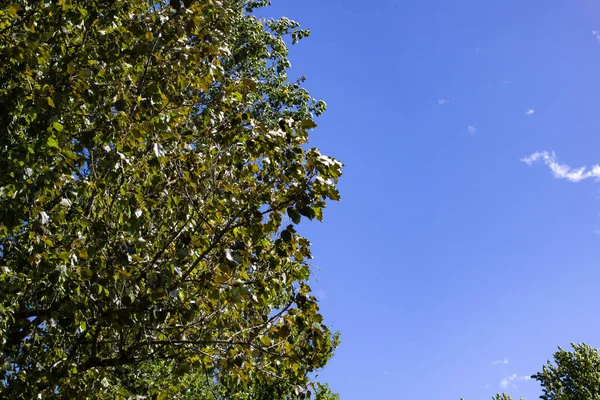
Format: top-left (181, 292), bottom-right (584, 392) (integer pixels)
top-left (500, 374), bottom-right (531, 389)
top-left (468, 125), bottom-right (477, 135)
top-left (438, 97), bottom-right (455, 105)
top-left (593, 31), bottom-right (600, 41)
top-left (493, 358), bottom-right (509, 365)
top-left (476, 47), bottom-right (489, 54)
top-left (522, 151), bottom-right (600, 183)
top-left (526, 108), bottom-right (535, 116)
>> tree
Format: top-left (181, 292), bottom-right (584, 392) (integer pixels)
top-left (94, 358), bottom-right (340, 399)
top-left (0, 0), bottom-right (342, 397)
top-left (461, 392), bottom-right (525, 400)
top-left (492, 394), bottom-right (525, 400)
top-left (462, 343), bottom-right (600, 400)
top-left (492, 394), bottom-right (522, 400)
top-left (533, 343), bottom-right (600, 400)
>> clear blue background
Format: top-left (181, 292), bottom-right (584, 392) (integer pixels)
top-left (263, 1), bottom-right (600, 398)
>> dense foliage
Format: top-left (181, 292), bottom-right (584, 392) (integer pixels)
top-left (0, 0), bottom-right (342, 397)
top-left (533, 343), bottom-right (600, 400)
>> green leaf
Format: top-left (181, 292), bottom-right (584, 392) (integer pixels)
top-left (298, 205), bottom-right (316, 220)
top-left (80, 268), bottom-right (92, 280)
top-left (300, 119), bottom-right (317, 129)
top-left (78, 248), bottom-right (88, 259)
top-left (287, 207), bottom-right (301, 224)
top-left (47, 136), bottom-right (58, 148)
top-left (281, 229), bottom-right (292, 242)
top-left (260, 335), bottom-right (272, 347)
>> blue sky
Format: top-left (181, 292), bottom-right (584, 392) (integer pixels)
top-left (263, 1), bottom-right (600, 398)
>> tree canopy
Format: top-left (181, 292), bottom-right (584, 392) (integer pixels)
top-left (0, 0), bottom-right (342, 397)
top-left (463, 343), bottom-right (600, 400)
top-left (533, 343), bottom-right (600, 400)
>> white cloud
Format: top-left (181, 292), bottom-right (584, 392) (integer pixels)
top-left (593, 31), bottom-right (600, 41)
top-left (493, 358), bottom-right (509, 365)
top-left (522, 151), bottom-right (600, 183)
top-left (438, 97), bottom-right (455, 105)
top-left (468, 125), bottom-right (477, 135)
top-left (500, 374), bottom-right (531, 389)
top-left (526, 108), bottom-right (535, 116)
